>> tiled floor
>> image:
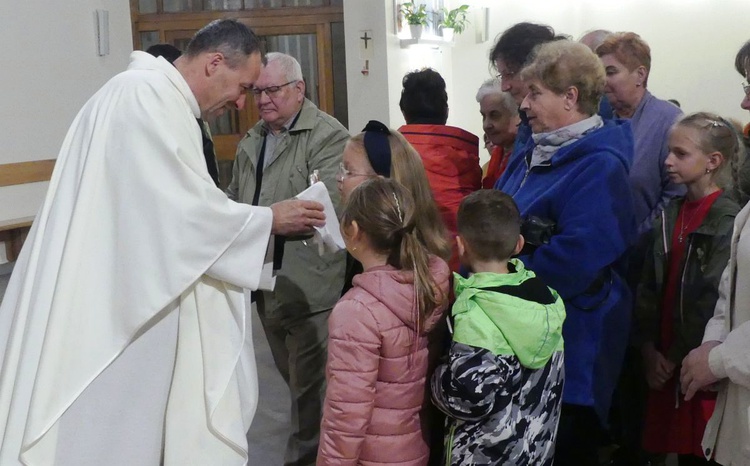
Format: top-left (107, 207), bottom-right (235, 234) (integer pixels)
top-left (247, 309), bottom-right (291, 463)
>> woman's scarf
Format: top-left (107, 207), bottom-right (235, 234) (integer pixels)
top-left (529, 115), bottom-right (604, 168)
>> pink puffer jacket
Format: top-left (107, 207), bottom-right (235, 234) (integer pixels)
top-left (317, 257), bottom-right (450, 466)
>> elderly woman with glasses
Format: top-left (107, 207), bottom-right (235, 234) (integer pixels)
top-left (495, 40), bottom-right (636, 466)
top-left (490, 22), bottom-right (560, 162)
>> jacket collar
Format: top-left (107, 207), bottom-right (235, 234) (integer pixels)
top-left (662, 191), bottom-right (739, 237)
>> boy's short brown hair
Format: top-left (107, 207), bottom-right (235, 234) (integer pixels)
top-left (457, 190), bottom-right (521, 262)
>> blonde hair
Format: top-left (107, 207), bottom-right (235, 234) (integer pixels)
top-left (520, 40), bottom-right (605, 116)
top-left (348, 130), bottom-right (451, 261)
top-left (675, 112), bottom-right (743, 194)
top-left (341, 177), bottom-right (446, 326)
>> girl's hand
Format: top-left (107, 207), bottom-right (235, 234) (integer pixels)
top-left (642, 343), bottom-right (676, 390)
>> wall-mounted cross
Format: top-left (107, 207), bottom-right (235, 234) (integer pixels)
top-left (360, 31), bottom-right (372, 49)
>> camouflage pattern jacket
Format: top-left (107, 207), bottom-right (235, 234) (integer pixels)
top-left (431, 260), bottom-right (566, 465)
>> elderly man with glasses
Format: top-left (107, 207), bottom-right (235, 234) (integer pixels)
top-left (226, 51), bottom-right (348, 466)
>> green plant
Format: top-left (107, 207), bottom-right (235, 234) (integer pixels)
top-left (440, 5), bottom-right (470, 34)
top-left (400, 2), bottom-right (428, 26)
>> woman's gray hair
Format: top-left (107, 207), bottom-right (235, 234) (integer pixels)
top-left (475, 79), bottom-right (517, 115)
top-left (520, 40), bottom-right (605, 116)
top-left (265, 52), bottom-right (303, 82)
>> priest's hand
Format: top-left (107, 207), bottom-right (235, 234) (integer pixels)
top-left (270, 199), bottom-right (325, 236)
top-left (680, 340), bottom-right (721, 401)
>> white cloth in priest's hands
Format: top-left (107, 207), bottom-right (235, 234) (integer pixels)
top-left (295, 181), bottom-right (346, 255)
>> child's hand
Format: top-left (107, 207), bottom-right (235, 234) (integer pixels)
top-left (642, 343), bottom-right (676, 390)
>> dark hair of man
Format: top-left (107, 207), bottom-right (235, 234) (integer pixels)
top-left (145, 44), bottom-right (182, 64)
top-left (399, 68), bottom-right (449, 125)
top-left (457, 190), bottom-right (521, 262)
top-left (490, 22), bottom-right (557, 71)
top-left (735, 39), bottom-right (750, 77)
top-left (185, 19), bottom-right (262, 69)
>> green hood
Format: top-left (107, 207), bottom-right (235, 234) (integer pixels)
top-left (452, 259), bottom-right (565, 369)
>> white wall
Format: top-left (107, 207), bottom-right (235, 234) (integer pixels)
top-left (0, 0), bottom-right (133, 222)
top-left (343, 1), bottom-right (391, 133)
top-left (452, 0), bottom-right (750, 149)
top-left (344, 0), bottom-right (750, 163)
top-left (344, 0), bottom-right (455, 133)
top-left (5, 1), bottom-right (749, 221)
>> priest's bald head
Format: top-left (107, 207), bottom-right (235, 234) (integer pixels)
top-left (175, 19), bottom-right (263, 119)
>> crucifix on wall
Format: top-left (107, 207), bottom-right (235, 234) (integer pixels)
top-left (358, 29), bottom-right (374, 76)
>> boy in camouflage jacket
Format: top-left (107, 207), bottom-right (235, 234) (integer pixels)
top-left (431, 190), bottom-right (566, 465)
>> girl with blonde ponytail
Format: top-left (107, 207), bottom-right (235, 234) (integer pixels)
top-left (317, 177), bottom-right (450, 466)
top-left (636, 112), bottom-right (741, 465)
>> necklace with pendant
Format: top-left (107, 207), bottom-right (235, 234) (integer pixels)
top-left (678, 196), bottom-right (710, 243)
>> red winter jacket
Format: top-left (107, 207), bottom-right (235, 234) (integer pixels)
top-left (398, 125), bottom-right (481, 271)
top-left (317, 257), bottom-right (451, 466)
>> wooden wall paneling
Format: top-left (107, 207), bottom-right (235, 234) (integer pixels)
top-left (0, 160), bottom-right (56, 188)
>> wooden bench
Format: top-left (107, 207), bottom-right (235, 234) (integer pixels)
top-left (0, 160), bottom-right (55, 262)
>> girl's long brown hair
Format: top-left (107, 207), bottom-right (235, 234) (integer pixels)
top-left (341, 178), bottom-right (446, 327)
top-left (348, 131), bottom-right (451, 262)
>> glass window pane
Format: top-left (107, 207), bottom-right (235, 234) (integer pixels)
top-left (140, 31), bottom-right (161, 51)
top-left (173, 38), bottom-right (191, 52)
top-left (138, 0), bottom-right (157, 14)
top-left (264, 34), bottom-right (319, 106)
top-left (283, 0), bottom-right (325, 5)
top-left (205, 0), bottom-right (242, 10)
top-left (330, 22), bottom-right (348, 129)
top-left (164, 0), bottom-right (202, 12)
top-left (245, 0), bottom-right (283, 6)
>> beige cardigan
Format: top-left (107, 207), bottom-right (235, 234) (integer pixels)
top-left (703, 203), bottom-right (750, 465)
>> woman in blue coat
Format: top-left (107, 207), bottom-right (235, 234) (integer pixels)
top-left (496, 40), bottom-right (636, 466)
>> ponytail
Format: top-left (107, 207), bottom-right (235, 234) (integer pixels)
top-left (341, 178), bottom-right (446, 328)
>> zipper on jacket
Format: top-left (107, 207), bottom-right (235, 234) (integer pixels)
top-left (515, 157), bottom-right (550, 194)
top-left (679, 238), bottom-right (693, 325)
top-left (517, 165), bottom-right (532, 191)
top-left (661, 210), bottom-right (668, 257)
top-left (445, 422), bottom-right (457, 466)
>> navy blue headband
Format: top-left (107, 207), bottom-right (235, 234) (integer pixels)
top-left (362, 120), bottom-right (392, 177)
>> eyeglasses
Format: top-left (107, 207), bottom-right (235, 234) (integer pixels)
top-left (251, 80), bottom-right (297, 97)
top-left (743, 81), bottom-right (750, 96)
top-left (336, 162), bottom-right (374, 182)
top-left (496, 69), bottom-right (518, 80)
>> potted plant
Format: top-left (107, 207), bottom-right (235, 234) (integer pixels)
top-left (400, 2), bottom-right (428, 40)
top-left (440, 4), bottom-right (469, 42)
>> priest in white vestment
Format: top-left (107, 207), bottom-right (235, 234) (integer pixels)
top-left (0, 19), bottom-right (325, 466)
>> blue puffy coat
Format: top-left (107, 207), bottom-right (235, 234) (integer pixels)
top-left (496, 119), bottom-right (636, 423)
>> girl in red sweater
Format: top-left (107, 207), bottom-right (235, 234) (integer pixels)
top-left (636, 112), bottom-right (742, 465)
